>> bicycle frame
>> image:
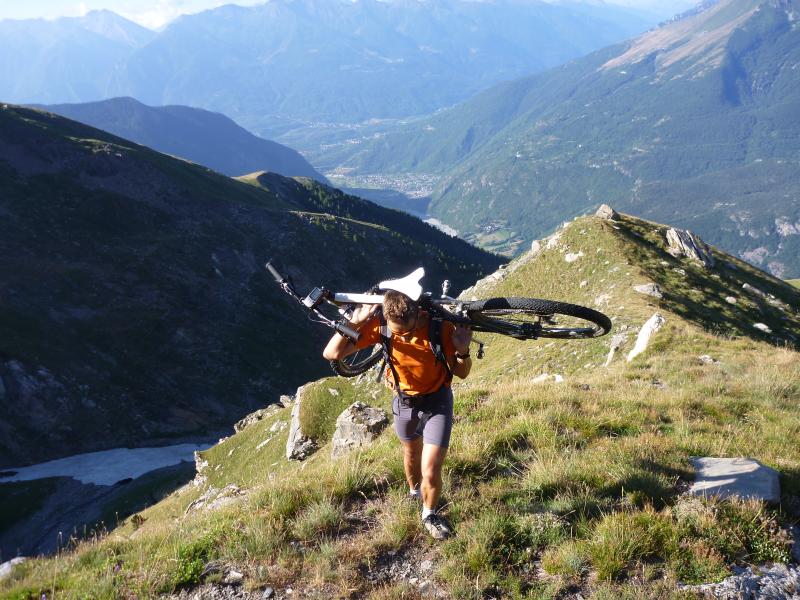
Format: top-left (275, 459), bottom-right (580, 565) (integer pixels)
top-left (266, 261), bottom-right (546, 343)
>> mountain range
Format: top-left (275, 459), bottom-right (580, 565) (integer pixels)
top-left (0, 104), bottom-right (500, 469)
top-left (316, 0), bottom-right (800, 278)
top-left (0, 1), bottom-right (655, 136)
top-left (39, 97), bottom-right (325, 180)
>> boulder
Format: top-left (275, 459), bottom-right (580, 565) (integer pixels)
top-left (689, 457), bottom-right (780, 503)
top-left (185, 484), bottom-right (244, 514)
top-left (604, 333), bottom-right (628, 367)
top-left (234, 402), bottom-right (285, 433)
top-left (679, 563), bottom-right (800, 599)
top-left (742, 282), bottom-right (767, 299)
top-left (754, 323), bottom-right (773, 334)
top-left (193, 451), bottom-right (210, 487)
top-left (286, 385), bottom-right (318, 460)
top-left (633, 283), bottom-right (663, 299)
top-left (331, 402), bottom-right (389, 459)
top-left (665, 228), bottom-right (715, 268)
top-left (0, 557), bottom-right (28, 581)
top-left (595, 204), bottom-right (619, 220)
top-left (626, 313), bottom-right (665, 362)
top-left (565, 251), bottom-right (584, 263)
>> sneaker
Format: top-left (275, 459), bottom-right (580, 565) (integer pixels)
top-left (422, 513), bottom-right (452, 540)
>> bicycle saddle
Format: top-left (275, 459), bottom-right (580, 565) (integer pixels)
top-left (379, 267), bottom-right (425, 301)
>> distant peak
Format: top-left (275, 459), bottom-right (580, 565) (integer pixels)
top-left (601, 0), bottom-right (763, 76)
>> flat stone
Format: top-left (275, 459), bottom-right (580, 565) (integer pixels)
top-left (689, 457), bottom-right (780, 503)
top-left (754, 323), bottom-right (773, 334)
top-left (633, 283), bottom-right (663, 299)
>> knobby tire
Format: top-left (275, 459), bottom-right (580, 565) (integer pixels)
top-left (465, 297), bottom-right (611, 339)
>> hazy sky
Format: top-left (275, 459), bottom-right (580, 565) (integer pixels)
top-left (0, 0), bottom-right (264, 28)
top-left (0, 0), bottom-right (699, 29)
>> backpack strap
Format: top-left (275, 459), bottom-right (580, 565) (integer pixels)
top-left (378, 314), bottom-right (404, 393)
top-left (428, 317), bottom-right (453, 381)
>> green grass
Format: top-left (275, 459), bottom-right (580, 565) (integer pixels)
top-left (789, 279), bottom-right (800, 289)
top-left (3, 214), bottom-right (799, 598)
top-left (299, 377), bottom-right (392, 442)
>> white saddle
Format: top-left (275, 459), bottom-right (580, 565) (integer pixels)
top-left (379, 267), bottom-right (425, 301)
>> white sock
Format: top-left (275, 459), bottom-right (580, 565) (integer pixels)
top-left (422, 506), bottom-right (435, 520)
top-left (408, 487), bottom-right (421, 499)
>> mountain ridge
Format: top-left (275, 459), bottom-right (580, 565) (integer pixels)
top-left (0, 104), bottom-right (500, 469)
top-left (39, 97), bottom-right (326, 181)
top-left (0, 0), bottom-right (655, 135)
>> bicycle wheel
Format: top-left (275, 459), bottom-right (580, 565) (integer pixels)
top-left (465, 297), bottom-right (611, 340)
top-left (330, 345), bottom-right (383, 377)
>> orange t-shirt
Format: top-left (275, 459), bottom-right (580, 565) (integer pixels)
top-left (354, 313), bottom-right (456, 396)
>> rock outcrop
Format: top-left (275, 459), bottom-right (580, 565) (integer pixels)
top-left (604, 333), bottom-right (628, 367)
top-left (286, 385), bottom-right (318, 461)
top-left (595, 204), bottom-right (619, 220)
top-left (679, 563), bottom-right (800, 599)
top-left (331, 402), bottom-right (389, 459)
top-left (665, 228), bottom-right (715, 268)
top-left (184, 484), bottom-right (244, 515)
top-left (234, 401), bottom-right (287, 433)
top-left (627, 313), bottom-right (666, 362)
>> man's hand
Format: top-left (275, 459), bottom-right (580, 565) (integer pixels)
top-left (452, 324), bottom-right (472, 354)
top-left (350, 303), bottom-right (379, 326)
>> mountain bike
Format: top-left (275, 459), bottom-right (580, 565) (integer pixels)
top-left (266, 263), bottom-right (612, 377)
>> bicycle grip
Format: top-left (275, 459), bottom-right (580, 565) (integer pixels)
top-left (335, 322), bottom-right (361, 343)
top-left (265, 261), bottom-right (285, 283)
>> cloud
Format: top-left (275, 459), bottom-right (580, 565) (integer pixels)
top-left (118, 0), bottom-right (189, 29)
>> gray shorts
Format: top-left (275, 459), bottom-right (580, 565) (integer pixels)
top-left (392, 385), bottom-right (454, 448)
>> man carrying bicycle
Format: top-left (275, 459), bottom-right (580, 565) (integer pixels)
top-left (323, 290), bottom-right (473, 540)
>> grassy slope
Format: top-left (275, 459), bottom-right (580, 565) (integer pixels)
top-left (3, 214), bottom-right (800, 599)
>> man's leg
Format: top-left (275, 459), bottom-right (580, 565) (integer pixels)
top-left (401, 436), bottom-right (423, 493)
top-left (421, 443), bottom-right (448, 512)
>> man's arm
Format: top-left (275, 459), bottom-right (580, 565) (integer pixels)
top-left (449, 323), bottom-right (472, 379)
top-left (322, 304), bottom-right (379, 361)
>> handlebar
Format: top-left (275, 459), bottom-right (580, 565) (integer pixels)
top-left (334, 322), bottom-right (361, 343)
top-left (267, 260), bottom-right (360, 343)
